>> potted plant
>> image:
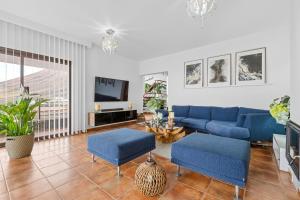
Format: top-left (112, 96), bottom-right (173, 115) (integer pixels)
top-left (269, 95), bottom-right (290, 125)
top-left (0, 97), bottom-right (47, 159)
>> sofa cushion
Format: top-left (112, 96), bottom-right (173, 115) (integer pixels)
top-left (206, 121), bottom-right (250, 140)
top-left (171, 133), bottom-right (250, 187)
top-left (211, 107), bottom-right (239, 122)
top-left (174, 117), bottom-right (186, 123)
top-left (188, 106), bottom-right (211, 120)
top-left (238, 107), bottom-right (268, 115)
top-left (181, 118), bottom-right (209, 131)
top-left (173, 105), bottom-right (190, 118)
top-left (236, 114), bottom-right (247, 127)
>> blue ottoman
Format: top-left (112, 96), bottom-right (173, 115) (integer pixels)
top-left (88, 128), bottom-right (155, 176)
top-left (171, 133), bottom-right (250, 200)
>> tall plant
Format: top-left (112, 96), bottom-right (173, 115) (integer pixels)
top-left (0, 97), bottom-right (47, 136)
top-left (146, 98), bottom-right (165, 113)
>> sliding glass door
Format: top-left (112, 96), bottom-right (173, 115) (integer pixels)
top-left (0, 47), bottom-right (70, 143)
top-left (0, 53), bottom-right (21, 143)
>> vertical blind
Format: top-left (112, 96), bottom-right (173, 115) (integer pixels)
top-left (0, 20), bottom-right (86, 139)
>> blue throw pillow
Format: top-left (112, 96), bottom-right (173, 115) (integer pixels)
top-left (236, 114), bottom-right (247, 127)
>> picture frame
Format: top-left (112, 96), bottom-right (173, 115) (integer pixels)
top-left (184, 59), bottom-right (204, 88)
top-left (235, 47), bottom-right (266, 86)
top-left (207, 54), bottom-right (231, 87)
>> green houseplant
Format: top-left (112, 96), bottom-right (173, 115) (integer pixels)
top-left (146, 98), bottom-right (165, 113)
top-left (0, 97), bottom-right (47, 159)
top-left (269, 95), bottom-right (290, 125)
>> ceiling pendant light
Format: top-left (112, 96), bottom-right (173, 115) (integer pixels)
top-left (186, 0), bottom-right (216, 25)
top-left (102, 29), bottom-right (119, 54)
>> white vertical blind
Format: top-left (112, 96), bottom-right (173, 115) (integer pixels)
top-left (0, 19), bottom-right (87, 138)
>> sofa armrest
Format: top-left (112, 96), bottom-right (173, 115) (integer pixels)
top-left (156, 109), bottom-right (168, 118)
top-left (243, 113), bottom-right (285, 142)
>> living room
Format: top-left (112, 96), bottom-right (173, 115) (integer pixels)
top-left (0, 0), bottom-right (299, 200)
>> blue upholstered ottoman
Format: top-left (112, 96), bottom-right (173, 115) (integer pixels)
top-left (88, 128), bottom-right (155, 176)
top-left (171, 133), bottom-right (250, 200)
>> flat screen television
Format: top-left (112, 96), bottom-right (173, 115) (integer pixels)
top-left (94, 77), bottom-right (129, 102)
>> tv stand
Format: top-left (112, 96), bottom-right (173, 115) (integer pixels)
top-left (88, 109), bottom-right (137, 127)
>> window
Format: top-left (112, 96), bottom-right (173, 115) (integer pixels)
top-left (0, 47), bottom-right (71, 144)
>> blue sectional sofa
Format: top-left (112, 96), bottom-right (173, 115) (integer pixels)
top-left (157, 105), bottom-right (285, 142)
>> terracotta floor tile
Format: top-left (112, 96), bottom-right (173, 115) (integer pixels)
top-left (56, 177), bottom-right (97, 200)
top-left (6, 169), bottom-right (44, 191)
top-left (249, 167), bottom-right (280, 185)
top-left (202, 194), bottom-right (222, 200)
top-left (1, 157), bottom-right (32, 165)
top-left (31, 152), bottom-right (57, 161)
top-left (132, 155), bottom-right (148, 164)
top-left (206, 180), bottom-right (243, 200)
top-left (278, 171), bottom-right (296, 190)
top-left (89, 167), bottom-right (117, 185)
top-left (177, 170), bottom-right (211, 192)
top-left (120, 161), bottom-right (137, 172)
top-left (120, 188), bottom-right (160, 200)
top-left (75, 161), bottom-right (113, 179)
top-left (244, 191), bottom-right (273, 200)
top-left (2, 161), bottom-right (37, 178)
top-left (34, 156), bottom-right (63, 168)
top-left (123, 165), bottom-right (138, 179)
top-left (47, 168), bottom-right (82, 188)
top-left (31, 190), bottom-right (61, 200)
top-left (9, 179), bottom-right (52, 200)
top-left (250, 159), bottom-right (277, 172)
top-left (161, 182), bottom-right (203, 200)
top-left (0, 193), bottom-right (10, 200)
top-left (246, 178), bottom-right (285, 200)
top-left (63, 155), bottom-right (91, 167)
top-left (74, 188), bottom-right (113, 200)
top-left (0, 181), bottom-right (7, 195)
top-left (100, 176), bottom-right (134, 199)
top-left (284, 189), bottom-right (300, 200)
top-left (40, 162), bottom-right (70, 177)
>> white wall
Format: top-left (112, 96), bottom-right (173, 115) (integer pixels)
top-left (139, 25), bottom-right (290, 110)
top-left (85, 44), bottom-right (143, 119)
top-left (290, 0), bottom-right (300, 124)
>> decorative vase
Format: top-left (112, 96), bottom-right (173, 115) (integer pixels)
top-left (6, 134), bottom-right (34, 159)
top-left (135, 157), bottom-right (167, 197)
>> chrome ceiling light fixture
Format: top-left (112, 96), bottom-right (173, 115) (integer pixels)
top-left (102, 29), bottom-right (119, 54)
top-left (186, 0), bottom-right (216, 25)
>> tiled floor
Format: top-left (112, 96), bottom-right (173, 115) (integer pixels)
top-left (0, 123), bottom-right (299, 200)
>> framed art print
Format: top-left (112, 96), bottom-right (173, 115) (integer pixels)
top-left (207, 54), bottom-right (231, 87)
top-left (235, 47), bottom-right (266, 86)
top-left (184, 59), bottom-right (203, 88)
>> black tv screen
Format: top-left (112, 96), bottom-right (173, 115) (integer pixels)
top-left (94, 77), bottom-right (129, 102)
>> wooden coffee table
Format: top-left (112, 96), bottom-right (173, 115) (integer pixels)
top-left (145, 124), bottom-right (186, 143)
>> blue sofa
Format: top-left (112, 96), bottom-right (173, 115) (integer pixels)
top-left (157, 105), bottom-right (285, 142)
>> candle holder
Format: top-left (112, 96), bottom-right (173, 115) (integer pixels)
top-left (168, 111), bottom-right (175, 130)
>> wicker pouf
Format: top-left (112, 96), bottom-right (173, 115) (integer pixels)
top-left (135, 158), bottom-right (167, 197)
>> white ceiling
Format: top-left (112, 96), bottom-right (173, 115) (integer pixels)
top-left (0, 0), bottom-right (290, 61)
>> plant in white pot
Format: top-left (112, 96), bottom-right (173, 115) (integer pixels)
top-left (0, 97), bottom-right (47, 159)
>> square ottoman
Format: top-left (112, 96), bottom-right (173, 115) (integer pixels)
top-left (88, 128), bottom-right (155, 176)
top-left (171, 133), bottom-right (250, 200)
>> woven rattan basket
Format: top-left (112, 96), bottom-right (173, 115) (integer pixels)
top-left (135, 158), bottom-right (167, 197)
